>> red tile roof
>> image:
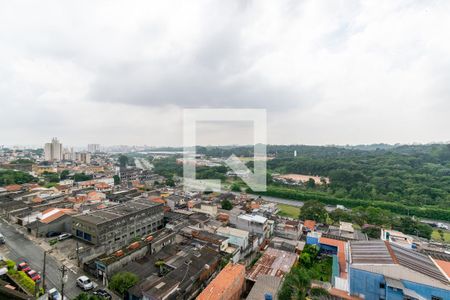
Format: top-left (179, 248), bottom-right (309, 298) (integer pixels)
top-left (197, 263), bottom-right (245, 300)
top-left (5, 184), bottom-right (22, 192)
top-left (303, 220), bottom-right (316, 231)
top-left (435, 259), bottom-right (450, 279)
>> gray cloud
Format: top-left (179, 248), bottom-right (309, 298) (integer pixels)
top-left (1, 0), bottom-right (450, 146)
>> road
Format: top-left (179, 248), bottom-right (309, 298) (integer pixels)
top-left (0, 218), bottom-right (81, 299)
top-left (230, 191), bottom-right (304, 207)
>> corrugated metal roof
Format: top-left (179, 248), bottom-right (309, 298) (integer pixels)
top-left (350, 240), bottom-right (393, 265)
top-left (390, 243), bottom-right (449, 284)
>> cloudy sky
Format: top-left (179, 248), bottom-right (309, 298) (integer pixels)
top-left (1, 0), bottom-right (450, 147)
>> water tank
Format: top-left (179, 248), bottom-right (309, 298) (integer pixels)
top-left (264, 293), bottom-right (273, 300)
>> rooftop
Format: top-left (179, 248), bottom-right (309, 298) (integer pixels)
top-left (246, 247), bottom-right (297, 281)
top-left (350, 240), bottom-right (393, 265)
top-left (197, 263), bottom-right (245, 300)
top-left (350, 240), bottom-right (450, 288)
top-left (73, 198), bottom-right (162, 225)
top-left (216, 226), bottom-right (249, 238)
top-left (246, 275), bottom-right (282, 300)
top-left (238, 214), bottom-right (267, 224)
top-left (303, 220), bottom-right (316, 231)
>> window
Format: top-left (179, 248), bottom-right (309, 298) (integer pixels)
top-left (431, 297), bottom-right (443, 300)
top-left (379, 283), bottom-right (385, 289)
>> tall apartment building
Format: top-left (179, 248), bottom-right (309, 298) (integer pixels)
top-left (75, 152), bottom-right (91, 164)
top-left (44, 138), bottom-right (63, 161)
top-left (72, 198), bottom-right (164, 248)
top-left (87, 144), bottom-right (100, 153)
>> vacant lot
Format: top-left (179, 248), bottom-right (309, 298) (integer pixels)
top-left (277, 203), bottom-right (300, 219)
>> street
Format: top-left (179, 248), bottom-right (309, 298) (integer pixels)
top-left (0, 218), bottom-right (87, 299)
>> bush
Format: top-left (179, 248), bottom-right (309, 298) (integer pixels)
top-left (6, 259), bottom-right (16, 270)
top-left (108, 272), bottom-right (139, 296)
top-left (10, 271), bottom-right (36, 295)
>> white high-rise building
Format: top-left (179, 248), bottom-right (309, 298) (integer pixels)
top-left (44, 138), bottom-right (63, 161)
top-left (87, 144), bottom-right (100, 153)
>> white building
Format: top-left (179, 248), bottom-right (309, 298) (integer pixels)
top-left (88, 144), bottom-right (100, 153)
top-left (216, 226), bottom-right (249, 250)
top-left (44, 138), bottom-right (63, 161)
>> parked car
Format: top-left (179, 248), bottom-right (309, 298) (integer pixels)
top-left (76, 275), bottom-right (93, 291)
top-left (46, 231), bottom-right (61, 238)
top-left (57, 233), bottom-right (72, 241)
top-left (0, 233), bottom-right (5, 244)
top-left (17, 262), bottom-right (31, 273)
top-left (93, 289), bottom-right (112, 300)
top-left (27, 270), bottom-right (41, 282)
top-left (48, 288), bottom-right (62, 300)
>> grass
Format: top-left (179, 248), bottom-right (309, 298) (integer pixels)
top-left (277, 203), bottom-right (300, 219)
top-left (431, 229), bottom-right (450, 243)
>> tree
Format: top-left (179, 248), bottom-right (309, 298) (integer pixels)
top-left (329, 208), bottom-right (352, 224)
top-left (74, 173), bottom-right (93, 182)
top-left (221, 199), bottom-right (233, 210)
top-left (118, 155), bottom-right (129, 168)
top-left (73, 293), bottom-right (103, 300)
top-left (306, 178), bottom-right (316, 189)
top-left (362, 226), bottom-right (381, 239)
top-left (300, 201), bottom-right (327, 223)
top-left (278, 267), bottom-right (311, 300)
top-left (42, 172), bottom-right (60, 183)
top-left (231, 183), bottom-right (241, 192)
top-left (166, 177), bottom-right (175, 187)
top-left (113, 175), bottom-right (120, 185)
top-left (108, 271), bottom-right (139, 296)
top-left (60, 170), bottom-right (70, 180)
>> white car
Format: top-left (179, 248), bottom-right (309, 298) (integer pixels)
top-left (76, 275), bottom-right (94, 291)
top-left (57, 233), bottom-right (72, 241)
top-left (48, 288), bottom-right (62, 300)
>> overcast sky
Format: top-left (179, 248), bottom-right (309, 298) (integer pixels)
top-left (1, 0), bottom-right (450, 147)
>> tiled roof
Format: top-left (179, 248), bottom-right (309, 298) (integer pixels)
top-left (435, 259), bottom-right (450, 280)
top-left (197, 263), bottom-right (245, 300)
top-left (304, 220), bottom-right (316, 231)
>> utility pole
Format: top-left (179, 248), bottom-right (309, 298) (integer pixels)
top-left (76, 241), bottom-right (82, 267)
top-left (42, 250), bottom-right (47, 292)
top-left (60, 265), bottom-right (68, 298)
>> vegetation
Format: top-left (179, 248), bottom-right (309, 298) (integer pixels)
top-left (74, 173), bottom-right (93, 182)
top-left (113, 175), bottom-right (120, 185)
top-left (221, 199), bottom-right (233, 210)
top-left (277, 204), bottom-right (301, 219)
top-left (73, 293), bottom-right (104, 300)
top-left (255, 186), bottom-right (450, 221)
top-left (299, 201), bottom-right (327, 223)
top-left (0, 169), bottom-right (36, 186)
top-left (9, 159), bottom-right (34, 164)
top-left (431, 230), bottom-right (450, 243)
top-left (279, 245), bottom-right (331, 300)
top-left (60, 169), bottom-right (70, 180)
top-left (118, 155), bottom-right (129, 168)
top-left (108, 271), bottom-right (139, 296)
top-left (6, 260), bottom-right (42, 296)
top-left (42, 171), bottom-right (60, 183)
